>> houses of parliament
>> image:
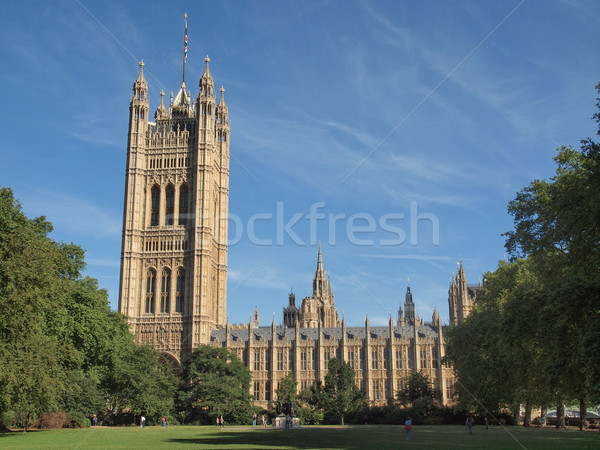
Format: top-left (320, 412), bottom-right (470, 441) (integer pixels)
top-left (118, 22), bottom-right (480, 406)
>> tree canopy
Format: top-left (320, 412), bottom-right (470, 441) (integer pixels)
top-left (177, 346), bottom-right (253, 425)
top-left (396, 370), bottom-right (440, 416)
top-left (446, 82), bottom-right (600, 428)
top-left (0, 187), bottom-right (177, 429)
top-left (275, 371), bottom-right (298, 403)
top-left (302, 358), bottom-right (365, 425)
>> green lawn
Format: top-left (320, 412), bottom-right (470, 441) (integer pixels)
top-left (1, 425), bottom-right (599, 449)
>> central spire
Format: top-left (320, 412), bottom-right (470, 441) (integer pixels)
top-left (316, 241), bottom-right (324, 275)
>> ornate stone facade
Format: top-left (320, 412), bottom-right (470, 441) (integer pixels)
top-left (118, 51), bottom-right (229, 363)
top-left (118, 24), bottom-right (476, 405)
top-left (210, 248), bottom-right (463, 407)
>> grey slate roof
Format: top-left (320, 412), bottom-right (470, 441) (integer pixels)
top-left (210, 324), bottom-right (440, 343)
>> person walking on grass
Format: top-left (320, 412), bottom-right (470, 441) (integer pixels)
top-left (253, 412), bottom-right (257, 426)
top-left (466, 416), bottom-right (475, 435)
top-left (405, 417), bottom-right (412, 440)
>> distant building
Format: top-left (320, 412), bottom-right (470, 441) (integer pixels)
top-left (211, 247), bottom-right (458, 406)
top-left (118, 21), bottom-right (477, 405)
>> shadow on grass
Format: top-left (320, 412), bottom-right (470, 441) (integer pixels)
top-left (167, 427), bottom-right (396, 449)
top-left (0, 429), bottom-right (46, 437)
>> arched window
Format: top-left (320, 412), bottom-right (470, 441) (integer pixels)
top-left (178, 184), bottom-right (189, 226)
top-left (145, 269), bottom-right (156, 313)
top-left (160, 268), bottom-right (171, 313)
top-left (150, 185), bottom-right (160, 227)
top-left (165, 185), bottom-right (175, 226)
top-left (176, 268), bottom-right (185, 313)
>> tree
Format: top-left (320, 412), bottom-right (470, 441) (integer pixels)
top-left (177, 346), bottom-right (253, 424)
top-left (0, 186), bottom-right (177, 429)
top-left (397, 370), bottom-right (437, 405)
top-left (105, 344), bottom-right (178, 423)
top-left (446, 259), bottom-right (562, 424)
top-left (0, 188), bottom-right (66, 430)
top-left (504, 83), bottom-right (600, 429)
top-left (304, 358), bottom-right (365, 425)
top-left (396, 370), bottom-right (440, 416)
top-left (276, 371), bottom-right (297, 403)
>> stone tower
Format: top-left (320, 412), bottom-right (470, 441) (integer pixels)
top-left (118, 18), bottom-right (229, 364)
top-left (448, 260), bottom-right (478, 325)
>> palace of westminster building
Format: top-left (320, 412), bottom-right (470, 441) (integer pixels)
top-left (118, 30), bottom-right (480, 407)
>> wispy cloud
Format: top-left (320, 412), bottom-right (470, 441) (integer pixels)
top-left (22, 188), bottom-right (121, 238)
top-left (69, 132), bottom-right (122, 149)
top-left (360, 253), bottom-right (454, 261)
top-left (86, 257), bottom-right (121, 268)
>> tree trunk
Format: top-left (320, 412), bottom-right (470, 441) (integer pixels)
top-left (557, 403), bottom-right (565, 429)
top-left (341, 415), bottom-right (344, 426)
top-left (523, 401), bottom-right (532, 427)
top-left (579, 397), bottom-right (588, 430)
top-left (540, 405), bottom-right (547, 427)
top-left (512, 404), bottom-right (521, 425)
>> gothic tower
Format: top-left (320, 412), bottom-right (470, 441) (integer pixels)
top-left (448, 260), bottom-right (477, 325)
top-left (118, 17), bottom-right (229, 364)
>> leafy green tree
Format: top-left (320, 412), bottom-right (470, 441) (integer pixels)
top-left (0, 188), bottom-right (66, 429)
top-left (446, 259), bottom-right (555, 423)
top-left (177, 346), bottom-right (253, 424)
top-left (444, 302), bottom-right (512, 416)
top-left (275, 371), bottom-right (297, 403)
top-left (0, 187), bottom-right (177, 429)
top-left (396, 370), bottom-right (440, 416)
top-left (504, 83), bottom-right (600, 428)
top-left (61, 370), bottom-right (106, 427)
top-left (304, 358), bottom-right (365, 425)
top-left (105, 344), bottom-right (178, 423)
top-left (0, 337), bottom-right (64, 431)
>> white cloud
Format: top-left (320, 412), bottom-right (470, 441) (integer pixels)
top-left (22, 188), bottom-right (121, 238)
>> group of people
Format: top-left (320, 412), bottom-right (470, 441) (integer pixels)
top-left (252, 412), bottom-right (268, 427)
top-left (215, 415), bottom-right (225, 427)
top-left (404, 415), bottom-right (488, 440)
top-left (139, 415), bottom-right (167, 428)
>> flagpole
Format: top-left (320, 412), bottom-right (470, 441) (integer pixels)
top-left (182, 13), bottom-right (187, 85)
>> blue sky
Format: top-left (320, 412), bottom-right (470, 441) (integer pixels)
top-left (1, 0), bottom-right (599, 327)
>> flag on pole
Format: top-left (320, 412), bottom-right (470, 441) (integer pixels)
top-left (184, 13), bottom-right (188, 63)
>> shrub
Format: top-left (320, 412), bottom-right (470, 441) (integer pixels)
top-left (33, 411), bottom-right (69, 429)
top-left (295, 406), bottom-right (323, 425)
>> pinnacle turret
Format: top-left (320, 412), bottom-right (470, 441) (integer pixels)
top-left (155, 90), bottom-right (168, 120)
top-left (216, 86), bottom-right (229, 129)
top-left (133, 60), bottom-right (147, 92)
top-left (218, 86), bottom-right (227, 107)
top-left (200, 55), bottom-right (214, 96)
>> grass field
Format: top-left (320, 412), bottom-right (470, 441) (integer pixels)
top-left (1, 425), bottom-right (599, 449)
